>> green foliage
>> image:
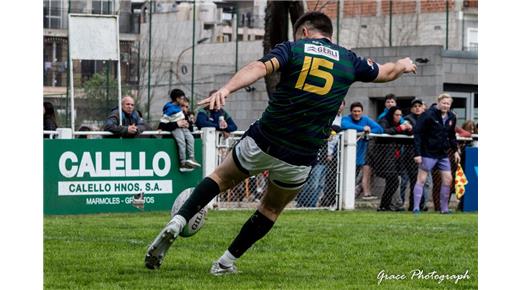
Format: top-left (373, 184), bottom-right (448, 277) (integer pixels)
top-left (44, 210), bottom-right (477, 289)
top-left (79, 73), bottom-right (131, 126)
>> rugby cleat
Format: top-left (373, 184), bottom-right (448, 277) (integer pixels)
top-left (144, 220), bottom-right (182, 270)
top-left (131, 192), bottom-right (145, 210)
top-left (210, 261), bottom-right (238, 276)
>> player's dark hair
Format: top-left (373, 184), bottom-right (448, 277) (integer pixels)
top-left (385, 93), bottom-right (396, 101)
top-left (293, 11), bottom-right (333, 38)
top-left (350, 102), bottom-right (363, 112)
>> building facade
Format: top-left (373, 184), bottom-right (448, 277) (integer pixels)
top-left (44, 0), bottom-right (478, 129)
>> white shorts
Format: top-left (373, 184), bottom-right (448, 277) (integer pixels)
top-left (233, 136), bottom-right (312, 190)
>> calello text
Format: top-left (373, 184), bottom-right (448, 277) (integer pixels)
top-left (59, 151), bottom-right (171, 178)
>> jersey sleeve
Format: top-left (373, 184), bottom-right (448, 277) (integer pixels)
top-left (351, 52), bottom-right (379, 82)
top-left (258, 41), bottom-right (292, 74)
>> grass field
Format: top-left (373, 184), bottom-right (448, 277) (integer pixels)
top-left (44, 210), bottom-right (477, 289)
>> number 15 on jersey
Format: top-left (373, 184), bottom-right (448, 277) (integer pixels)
top-left (295, 56), bottom-right (334, 95)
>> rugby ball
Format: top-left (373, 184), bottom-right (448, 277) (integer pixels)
top-left (170, 187), bottom-right (207, 237)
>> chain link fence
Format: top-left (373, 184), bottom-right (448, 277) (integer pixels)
top-left (214, 132), bottom-right (343, 210)
top-left (355, 134), bottom-right (475, 212)
top-left (210, 131), bottom-right (475, 212)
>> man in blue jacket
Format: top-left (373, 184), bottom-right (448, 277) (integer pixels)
top-left (195, 90), bottom-right (238, 138)
top-left (341, 102), bottom-right (383, 200)
top-left (412, 93), bottom-right (460, 214)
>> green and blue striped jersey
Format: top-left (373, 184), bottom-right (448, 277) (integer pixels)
top-left (253, 38), bottom-right (379, 164)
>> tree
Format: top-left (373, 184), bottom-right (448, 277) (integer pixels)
top-left (81, 72), bottom-right (130, 126)
top-left (263, 0), bottom-right (305, 97)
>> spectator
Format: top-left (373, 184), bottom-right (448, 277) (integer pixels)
top-left (77, 125), bottom-right (91, 139)
top-left (103, 96), bottom-right (147, 138)
top-left (319, 101), bottom-right (346, 207)
top-left (375, 94), bottom-right (405, 204)
top-left (341, 102), bottom-right (383, 200)
top-left (401, 98), bottom-right (428, 211)
top-left (462, 120), bottom-right (476, 135)
top-left (455, 124), bottom-right (472, 138)
top-left (412, 93), bottom-right (460, 214)
top-left (376, 106), bottom-right (412, 211)
top-left (456, 120), bottom-right (476, 138)
top-left (158, 89), bottom-right (201, 172)
top-left (432, 119), bottom-right (470, 212)
top-left (195, 90), bottom-right (238, 138)
top-left (296, 143), bottom-right (327, 207)
top-left (44, 101), bottom-right (57, 138)
top-left (377, 93), bottom-right (403, 123)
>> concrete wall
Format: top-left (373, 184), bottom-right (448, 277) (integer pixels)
top-left (346, 45), bottom-right (477, 119)
top-left (143, 39), bottom-right (267, 130)
top-left (140, 11), bottom-right (477, 129)
top-left (190, 45), bottom-right (477, 129)
top-left (145, 43), bottom-right (477, 130)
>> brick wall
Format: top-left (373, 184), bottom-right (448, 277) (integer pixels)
top-left (344, 0), bottom-right (377, 17)
top-left (464, 0), bottom-right (478, 8)
top-left (381, 0), bottom-right (418, 15)
top-left (420, 0), bottom-right (454, 13)
top-left (306, 0), bottom-right (468, 17)
top-left (306, 0), bottom-right (339, 18)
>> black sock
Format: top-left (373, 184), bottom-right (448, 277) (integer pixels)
top-left (177, 177), bottom-right (220, 221)
top-left (228, 210), bottom-right (275, 258)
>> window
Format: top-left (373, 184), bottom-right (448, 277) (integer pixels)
top-left (447, 91), bottom-right (478, 126)
top-left (44, 0), bottom-right (64, 29)
top-left (466, 27), bottom-right (478, 51)
top-left (92, 0), bottom-right (114, 15)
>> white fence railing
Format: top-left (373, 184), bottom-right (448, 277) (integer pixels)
top-left (44, 128), bottom-right (477, 212)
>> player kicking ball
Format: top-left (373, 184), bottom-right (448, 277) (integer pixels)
top-left (144, 11), bottom-right (416, 275)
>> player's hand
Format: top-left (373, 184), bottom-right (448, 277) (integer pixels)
top-left (198, 88), bottom-right (230, 110)
top-left (398, 57), bottom-right (417, 74)
top-left (414, 156), bottom-right (422, 164)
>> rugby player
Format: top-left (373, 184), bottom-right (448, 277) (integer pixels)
top-left (145, 11), bottom-right (416, 275)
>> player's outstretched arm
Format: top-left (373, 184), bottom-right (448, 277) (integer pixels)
top-left (198, 61), bottom-right (267, 110)
top-left (374, 57), bottom-right (417, 83)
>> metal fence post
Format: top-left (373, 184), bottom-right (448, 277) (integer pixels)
top-left (57, 128), bottom-right (73, 139)
top-left (341, 129), bottom-right (357, 210)
top-left (202, 127), bottom-right (217, 177)
top-left (202, 127), bottom-right (217, 208)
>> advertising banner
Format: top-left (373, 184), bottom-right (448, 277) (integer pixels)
top-left (44, 138), bottom-right (203, 215)
top-left (463, 147), bottom-right (478, 212)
